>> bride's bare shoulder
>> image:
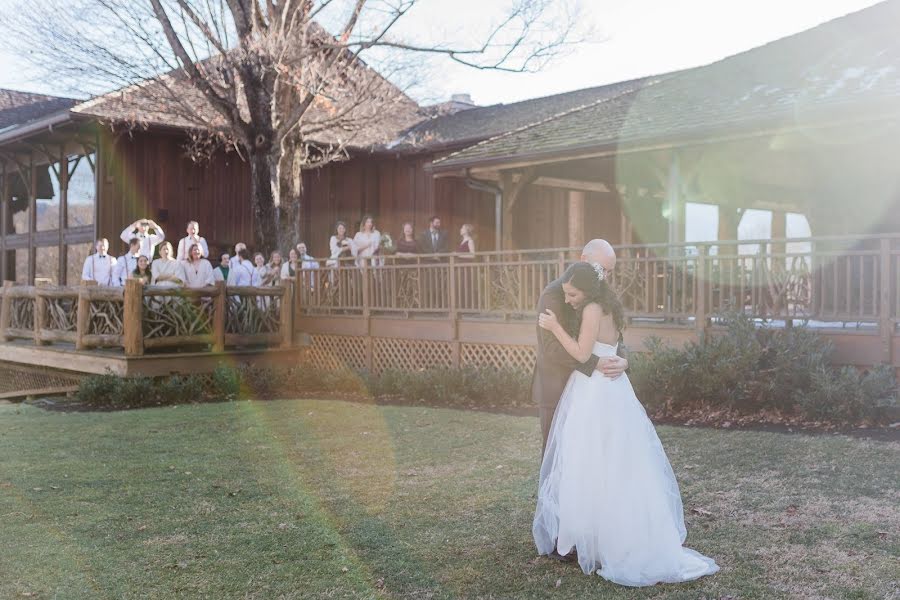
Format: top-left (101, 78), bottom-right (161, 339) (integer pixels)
top-left (582, 302), bottom-right (603, 318)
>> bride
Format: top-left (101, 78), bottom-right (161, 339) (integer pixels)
top-left (533, 261), bottom-right (719, 587)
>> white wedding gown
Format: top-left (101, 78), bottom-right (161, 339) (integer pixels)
top-left (533, 341), bottom-right (719, 586)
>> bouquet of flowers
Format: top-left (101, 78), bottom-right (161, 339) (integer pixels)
top-left (380, 233), bottom-right (395, 255)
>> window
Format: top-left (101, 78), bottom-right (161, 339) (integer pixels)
top-left (67, 153), bottom-right (95, 227)
top-left (67, 243), bottom-right (92, 284)
top-left (35, 246), bottom-right (59, 284)
top-left (36, 163), bottom-right (62, 232)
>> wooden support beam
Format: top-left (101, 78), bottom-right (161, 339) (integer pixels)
top-left (568, 190), bottom-right (586, 257)
top-left (532, 176), bottom-right (610, 194)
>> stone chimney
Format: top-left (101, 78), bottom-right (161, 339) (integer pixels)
top-left (450, 93), bottom-right (475, 106)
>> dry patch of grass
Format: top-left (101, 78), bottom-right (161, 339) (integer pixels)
top-left (0, 400), bottom-right (897, 599)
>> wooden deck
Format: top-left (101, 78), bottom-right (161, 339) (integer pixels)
top-left (2, 234), bottom-right (899, 392)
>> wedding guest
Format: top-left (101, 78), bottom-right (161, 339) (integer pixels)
top-left (227, 248), bottom-right (259, 286)
top-left (327, 221), bottom-right (356, 268)
top-left (456, 224), bottom-right (476, 260)
top-left (213, 253), bottom-right (230, 282)
top-left (297, 242), bottom-right (319, 270)
top-left (290, 243), bottom-right (320, 290)
top-left (175, 221), bottom-right (209, 261)
top-left (132, 255), bottom-right (152, 284)
top-left (182, 243), bottom-right (215, 288)
top-left (230, 243), bottom-right (247, 270)
top-left (151, 242), bottom-right (185, 287)
top-left (267, 250), bottom-right (284, 285)
top-left (354, 215), bottom-right (382, 267)
top-left (120, 218), bottom-right (165, 259)
top-left (115, 238), bottom-right (143, 286)
top-left (253, 252), bottom-right (272, 286)
top-left (282, 248), bottom-right (300, 279)
top-left (395, 222), bottom-right (418, 256)
top-left (418, 215), bottom-right (449, 256)
top-left (81, 238), bottom-right (117, 286)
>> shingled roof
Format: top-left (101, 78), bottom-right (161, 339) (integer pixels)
top-left (434, 0), bottom-right (900, 171)
top-left (393, 75), bottom-right (662, 150)
top-left (0, 89), bottom-right (77, 132)
top-left (72, 67), bottom-right (423, 150)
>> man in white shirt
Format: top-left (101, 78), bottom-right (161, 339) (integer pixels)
top-left (226, 248), bottom-right (261, 286)
top-left (115, 238), bottom-right (144, 286)
top-left (120, 218), bottom-right (165, 259)
top-left (229, 242), bottom-right (247, 270)
top-left (80, 238), bottom-right (117, 286)
top-left (175, 221), bottom-right (209, 261)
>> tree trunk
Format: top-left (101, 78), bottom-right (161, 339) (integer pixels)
top-left (249, 150), bottom-right (279, 254)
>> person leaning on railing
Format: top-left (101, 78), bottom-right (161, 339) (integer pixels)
top-left (395, 222), bottom-right (418, 264)
top-left (267, 251), bottom-right (284, 286)
top-left (132, 255), bottom-right (152, 285)
top-left (327, 221), bottom-right (356, 268)
top-left (213, 253), bottom-right (230, 283)
top-left (182, 243), bottom-right (215, 288)
top-left (354, 215), bottom-right (382, 268)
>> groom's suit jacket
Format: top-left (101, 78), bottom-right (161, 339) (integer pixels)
top-left (532, 268), bottom-right (600, 453)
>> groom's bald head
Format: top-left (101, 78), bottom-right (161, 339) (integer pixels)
top-left (581, 239), bottom-right (616, 271)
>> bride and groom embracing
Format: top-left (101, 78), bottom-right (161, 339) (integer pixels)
top-left (530, 239), bottom-right (719, 587)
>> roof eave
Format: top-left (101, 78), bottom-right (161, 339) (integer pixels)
top-left (0, 110), bottom-right (75, 147)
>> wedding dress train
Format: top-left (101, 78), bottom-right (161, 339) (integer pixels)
top-left (533, 341), bottom-right (719, 586)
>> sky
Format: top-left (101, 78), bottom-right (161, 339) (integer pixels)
top-left (0, 0), bottom-right (885, 106)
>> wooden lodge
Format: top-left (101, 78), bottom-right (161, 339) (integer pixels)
top-left (3, 1), bottom-right (900, 394)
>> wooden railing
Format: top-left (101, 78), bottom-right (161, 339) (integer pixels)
top-left (296, 235), bottom-right (900, 328)
top-left (0, 279), bottom-right (294, 357)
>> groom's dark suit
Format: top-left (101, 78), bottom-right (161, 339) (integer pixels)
top-left (533, 266), bottom-right (600, 452)
top-left (533, 264), bottom-right (629, 453)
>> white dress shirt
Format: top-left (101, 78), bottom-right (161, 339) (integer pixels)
top-left (176, 235), bottom-right (209, 261)
top-left (226, 259), bottom-right (260, 287)
top-left (120, 225), bottom-right (165, 259)
top-left (115, 253), bottom-right (143, 286)
top-left (81, 253), bottom-right (117, 286)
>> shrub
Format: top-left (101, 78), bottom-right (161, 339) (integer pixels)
top-left (629, 312), bottom-right (898, 425)
top-left (210, 364), bottom-right (241, 401)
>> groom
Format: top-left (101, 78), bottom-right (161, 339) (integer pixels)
top-left (533, 239), bottom-right (628, 452)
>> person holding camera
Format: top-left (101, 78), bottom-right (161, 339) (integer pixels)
top-left (120, 218), bottom-right (165, 259)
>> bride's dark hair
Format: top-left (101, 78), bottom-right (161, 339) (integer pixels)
top-left (563, 262), bottom-right (626, 333)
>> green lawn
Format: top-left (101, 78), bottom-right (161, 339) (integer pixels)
top-left (0, 399), bottom-right (897, 599)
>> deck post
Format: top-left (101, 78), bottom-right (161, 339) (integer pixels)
top-left (34, 281), bottom-right (48, 346)
top-left (75, 283), bottom-right (94, 351)
top-left (212, 281), bottom-right (226, 353)
top-left (0, 280), bottom-right (12, 342)
top-left (878, 237), bottom-right (893, 365)
top-left (449, 255), bottom-right (460, 368)
top-left (123, 278), bottom-right (144, 357)
top-left (361, 263), bottom-right (373, 372)
top-left (280, 279), bottom-right (293, 349)
top-left (695, 246), bottom-right (709, 343)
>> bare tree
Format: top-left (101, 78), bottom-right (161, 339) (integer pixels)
top-left (3, 0), bottom-right (583, 250)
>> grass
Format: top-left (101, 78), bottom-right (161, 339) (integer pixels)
top-left (0, 398), bottom-right (897, 599)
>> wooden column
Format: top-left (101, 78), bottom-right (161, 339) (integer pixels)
top-left (212, 281), bottom-right (226, 352)
top-left (0, 164), bottom-right (8, 282)
top-left (771, 209), bottom-right (787, 270)
top-left (28, 158), bottom-right (36, 284)
top-left (665, 152), bottom-right (683, 255)
top-left (59, 148), bottom-right (68, 285)
top-left (122, 278), bottom-right (144, 357)
top-left (567, 190), bottom-right (586, 258)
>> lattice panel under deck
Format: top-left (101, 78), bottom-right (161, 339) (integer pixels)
top-left (373, 338), bottom-right (453, 372)
top-left (461, 343), bottom-right (536, 373)
top-left (305, 334), bottom-right (368, 371)
top-left (0, 363), bottom-right (82, 395)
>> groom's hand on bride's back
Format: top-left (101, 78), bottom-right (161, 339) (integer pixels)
top-left (597, 355), bottom-right (627, 379)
